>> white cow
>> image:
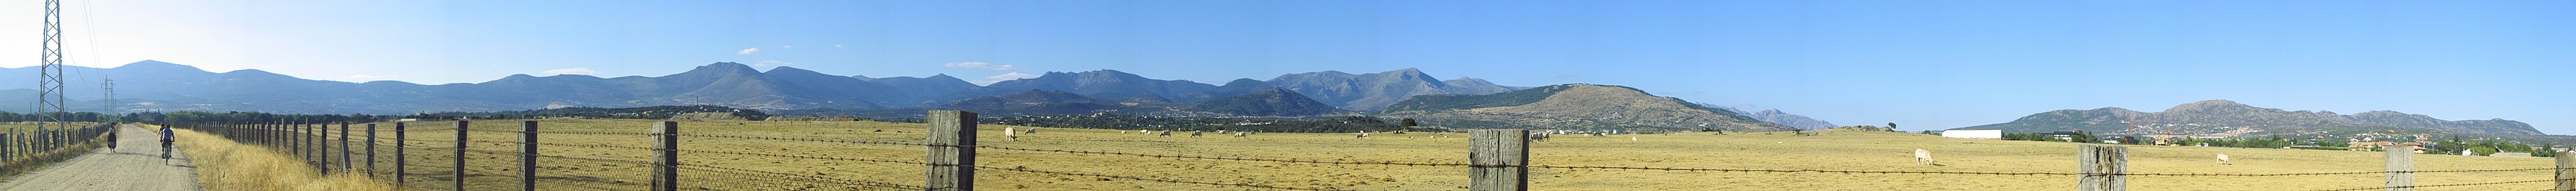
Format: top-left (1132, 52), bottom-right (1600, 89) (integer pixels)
top-left (2217, 154), bottom-right (2232, 165)
top-left (1357, 133), bottom-right (1369, 139)
top-left (1191, 131), bottom-right (1204, 137)
top-left (1233, 132), bottom-right (1248, 137)
top-left (1004, 127), bottom-right (1018, 141)
top-left (1914, 148), bottom-right (1936, 166)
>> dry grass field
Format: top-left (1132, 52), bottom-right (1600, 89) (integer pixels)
top-left (248, 118), bottom-right (2556, 190)
top-left (0, 122), bottom-right (105, 180)
top-left (161, 125), bottom-right (394, 191)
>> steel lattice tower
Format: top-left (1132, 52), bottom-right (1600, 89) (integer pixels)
top-left (102, 78), bottom-right (113, 117)
top-left (38, 0), bottom-right (68, 130)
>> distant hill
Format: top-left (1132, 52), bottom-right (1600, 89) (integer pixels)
top-left (937, 90), bottom-right (1130, 116)
top-left (1266, 69), bottom-right (1516, 110)
top-left (1953, 99), bottom-right (2544, 137)
top-left (1185, 88), bottom-right (1341, 116)
top-left (1381, 84), bottom-right (1794, 131)
top-left (1721, 107), bottom-right (1840, 131)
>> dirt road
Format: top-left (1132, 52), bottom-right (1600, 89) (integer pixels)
top-left (0, 125), bottom-right (202, 190)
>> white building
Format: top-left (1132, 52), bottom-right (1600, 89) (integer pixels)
top-left (1942, 130), bottom-right (2003, 140)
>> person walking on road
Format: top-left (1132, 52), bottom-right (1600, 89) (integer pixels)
top-left (106, 124), bottom-right (117, 152)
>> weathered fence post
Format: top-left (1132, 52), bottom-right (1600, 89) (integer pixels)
top-left (2557, 150), bottom-right (2574, 190)
top-left (341, 122), bottom-right (353, 172)
top-left (306, 123), bottom-right (318, 172)
top-left (367, 123), bottom-right (378, 178)
top-left (925, 110), bottom-right (976, 191)
top-left (2078, 145), bottom-right (2127, 191)
top-left (520, 120), bottom-right (537, 191)
top-left (395, 122), bottom-right (407, 188)
top-left (454, 120), bottom-right (468, 191)
top-left (323, 123), bottom-right (335, 175)
top-left (2386, 145), bottom-right (2413, 191)
top-left (1469, 129), bottom-right (1529, 191)
top-left (650, 121), bottom-right (679, 191)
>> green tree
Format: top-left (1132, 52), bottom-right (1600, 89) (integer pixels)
top-left (2471, 146), bottom-right (2499, 156)
top-left (1400, 118), bottom-right (1419, 127)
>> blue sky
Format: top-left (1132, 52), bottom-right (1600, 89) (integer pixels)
top-left (1, 1), bottom-right (2570, 134)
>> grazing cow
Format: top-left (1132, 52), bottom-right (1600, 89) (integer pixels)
top-left (2217, 154), bottom-right (2232, 165)
top-left (1158, 131), bottom-right (1172, 137)
top-left (1357, 133), bottom-right (1369, 139)
top-left (1528, 133), bottom-right (1551, 142)
top-left (1914, 148), bottom-right (1936, 166)
top-left (1119, 131), bottom-right (1129, 134)
top-left (1024, 128), bottom-right (1038, 134)
top-left (1630, 137), bottom-right (1638, 142)
top-left (1004, 127), bottom-right (1018, 141)
top-left (1234, 132), bottom-right (1248, 137)
top-left (1191, 131), bottom-right (1203, 137)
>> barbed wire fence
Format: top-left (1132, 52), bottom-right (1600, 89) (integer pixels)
top-left (159, 110), bottom-right (2576, 191)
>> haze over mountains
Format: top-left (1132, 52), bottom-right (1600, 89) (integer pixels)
top-left (4, 60), bottom-right (1800, 122)
top-left (1381, 84), bottom-right (1797, 131)
top-left (1955, 100), bottom-right (2543, 137)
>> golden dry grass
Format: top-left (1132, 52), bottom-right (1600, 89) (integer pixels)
top-left (161, 124), bottom-right (394, 191)
top-left (0, 122), bottom-right (106, 180)
top-left (298, 118), bottom-right (2557, 190)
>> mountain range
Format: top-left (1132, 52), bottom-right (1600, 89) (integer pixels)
top-left (1381, 84), bottom-right (1796, 131)
top-left (1953, 100), bottom-right (2542, 137)
top-left (0, 60), bottom-right (1522, 116)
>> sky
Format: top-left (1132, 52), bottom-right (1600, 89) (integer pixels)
top-left (0, 1), bottom-right (2570, 134)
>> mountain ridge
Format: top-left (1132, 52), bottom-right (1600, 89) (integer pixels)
top-left (1954, 99), bottom-right (2544, 137)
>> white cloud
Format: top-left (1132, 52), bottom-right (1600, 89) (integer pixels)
top-left (783, 45), bottom-right (794, 48)
top-left (943, 62), bottom-right (1017, 70)
top-left (833, 44), bottom-right (844, 48)
top-left (544, 67), bottom-right (600, 75)
top-left (737, 48), bottom-right (762, 54)
top-left (974, 72), bottom-right (1041, 85)
top-left (343, 75), bottom-right (400, 81)
top-left (751, 60), bottom-right (794, 67)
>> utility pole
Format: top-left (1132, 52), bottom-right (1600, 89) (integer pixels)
top-left (38, 0), bottom-right (69, 134)
top-left (102, 78), bottom-right (113, 118)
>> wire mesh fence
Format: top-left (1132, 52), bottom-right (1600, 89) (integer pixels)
top-left (158, 116), bottom-right (2576, 190)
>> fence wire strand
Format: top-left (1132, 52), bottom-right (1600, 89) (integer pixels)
top-left (676, 163), bottom-right (924, 190)
top-left (676, 134), bottom-right (928, 147)
top-left (2304, 178), bottom-right (2568, 191)
top-left (975, 164), bottom-right (1351, 191)
top-left (675, 148), bottom-right (927, 165)
top-left (976, 145), bottom-right (1469, 167)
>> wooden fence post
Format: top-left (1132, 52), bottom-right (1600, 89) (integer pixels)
top-left (454, 120), bottom-right (469, 191)
top-left (520, 120), bottom-right (537, 191)
top-left (925, 110), bottom-right (976, 191)
top-left (2556, 150), bottom-right (2573, 190)
top-left (323, 123), bottom-right (335, 175)
top-left (341, 122), bottom-right (353, 173)
top-left (2078, 145), bottom-right (2127, 191)
top-left (367, 123), bottom-right (378, 178)
top-left (395, 122), bottom-right (407, 188)
top-left (305, 123), bottom-right (312, 166)
top-left (1470, 129), bottom-right (1529, 191)
top-left (2386, 145), bottom-right (2414, 191)
top-left (651, 121), bottom-right (679, 191)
